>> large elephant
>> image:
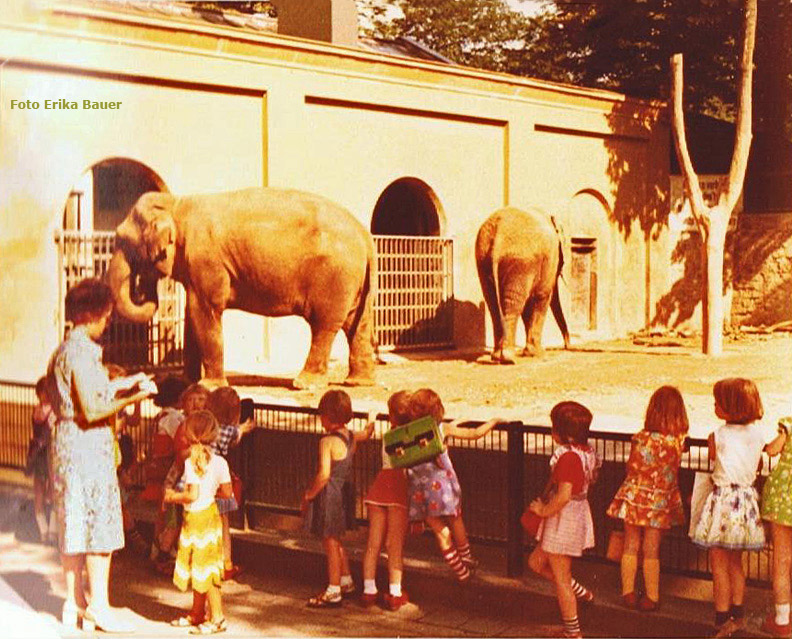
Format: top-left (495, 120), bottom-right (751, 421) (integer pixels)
top-left (475, 207), bottom-right (570, 363)
top-left (107, 187), bottom-right (376, 389)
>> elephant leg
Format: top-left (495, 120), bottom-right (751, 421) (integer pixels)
top-left (186, 292), bottom-right (227, 387)
top-left (183, 304), bottom-right (202, 382)
top-left (477, 261), bottom-right (505, 361)
top-left (343, 302), bottom-right (375, 387)
top-left (499, 260), bottom-right (532, 364)
top-left (294, 324), bottom-right (339, 390)
top-left (522, 289), bottom-right (552, 358)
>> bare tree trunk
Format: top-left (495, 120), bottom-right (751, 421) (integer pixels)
top-left (669, 0), bottom-right (756, 356)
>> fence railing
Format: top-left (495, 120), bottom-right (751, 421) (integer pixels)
top-left (0, 379), bottom-right (776, 584)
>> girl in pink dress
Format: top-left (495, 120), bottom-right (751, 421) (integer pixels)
top-left (607, 386), bottom-right (689, 611)
top-left (528, 401), bottom-right (600, 639)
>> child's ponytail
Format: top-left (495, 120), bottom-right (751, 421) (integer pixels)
top-left (182, 410), bottom-right (220, 477)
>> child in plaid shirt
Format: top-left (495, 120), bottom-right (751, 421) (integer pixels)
top-left (206, 387), bottom-right (255, 580)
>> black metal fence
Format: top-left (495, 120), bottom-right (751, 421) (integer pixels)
top-left (0, 379), bottom-right (776, 584)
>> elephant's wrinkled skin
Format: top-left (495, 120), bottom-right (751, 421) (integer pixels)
top-left (107, 188), bottom-right (376, 389)
top-left (475, 207), bottom-right (570, 363)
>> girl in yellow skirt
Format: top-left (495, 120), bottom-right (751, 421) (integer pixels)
top-left (164, 410), bottom-right (232, 635)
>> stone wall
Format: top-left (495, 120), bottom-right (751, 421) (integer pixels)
top-left (730, 212), bottom-right (792, 327)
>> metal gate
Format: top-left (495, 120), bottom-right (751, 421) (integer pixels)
top-left (373, 235), bottom-right (454, 350)
top-left (55, 230), bottom-right (185, 370)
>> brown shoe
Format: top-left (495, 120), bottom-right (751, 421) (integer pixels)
top-left (621, 592), bottom-right (638, 609)
top-left (384, 592), bottom-right (409, 611)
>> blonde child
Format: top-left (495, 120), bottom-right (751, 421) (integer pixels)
top-left (406, 388), bottom-right (502, 582)
top-left (164, 410), bottom-right (231, 635)
top-left (26, 376), bottom-right (57, 543)
top-left (527, 401), bottom-right (600, 639)
top-left (206, 387), bottom-right (255, 580)
top-left (607, 386), bottom-right (689, 611)
top-left (691, 378), bottom-right (782, 638)
top-left (302, 390), bottom-right (375, 607)
top-left (361, 391), bottom-right (412, 610)
top-left (154, 383), bottom-right (210, 573)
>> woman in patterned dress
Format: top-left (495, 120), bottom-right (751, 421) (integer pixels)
top-left (760, 415), bottom-right (792, 637)
top-left (47, 278), bottom-right (153, 631)
top-left (606, 386), bottom-right (689, 611)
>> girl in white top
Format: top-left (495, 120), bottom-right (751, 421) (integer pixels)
top-left (692, 378), bottom-right (784, 638)
top-left (164, 410), bottom-right (232, 635)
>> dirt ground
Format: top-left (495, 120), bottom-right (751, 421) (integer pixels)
top-left (231, 333), bottom-right (792, 439)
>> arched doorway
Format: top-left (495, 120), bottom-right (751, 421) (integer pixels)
top-left (370, 178), bottom-right (453, 350)
top-left (370, 177), bottom-right (443, 237)
top-left (57, 158), bottom-right (184, 369)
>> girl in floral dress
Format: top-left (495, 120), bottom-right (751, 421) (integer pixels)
top-left (607, 386), bottom-right (689, 611)
top-left (760, 415), bottom-right (792, 637)
top-left (406, 388), bottom-right (502, 582)
top-left (692, 378), bottom-right (783, 638)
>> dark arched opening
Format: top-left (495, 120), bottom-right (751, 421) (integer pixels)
top-left (370, 177), bottom-right (443, 236)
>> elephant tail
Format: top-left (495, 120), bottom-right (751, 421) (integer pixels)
top-left (551, 240), bottom-right (571, 349)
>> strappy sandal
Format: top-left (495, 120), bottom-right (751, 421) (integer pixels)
top-left (171, 615), bottom-right (204, 627)
top-left (189, 618), bottom-right (227, 635)
top-left (307, 591), bottom-right (342, 608)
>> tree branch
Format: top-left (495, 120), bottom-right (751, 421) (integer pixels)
top-left (724, 0), bottom-right (757, 213)
top-left (670, 53), bottom-right (708, 233)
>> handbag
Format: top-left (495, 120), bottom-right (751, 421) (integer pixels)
top-left (689, 471), bottom-right (714, 536)
top-left (383, 416), bottom-right (446, 469)
top-left (520, 508), bottom-right (543, 537)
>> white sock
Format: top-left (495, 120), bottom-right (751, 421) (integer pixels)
top-left (389, 582), bottom-right (402, 597)
top-left (363, 579), bottom-right (377, 595)
top-left (776, 603), bottom-right (790, 625)
top-left (326, 585), bottom-right (341, 596)
top-left (340, 574), bottom-right (353, 587)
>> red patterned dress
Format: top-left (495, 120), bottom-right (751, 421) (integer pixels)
top-left (607, 431), bottom-right (686, 529)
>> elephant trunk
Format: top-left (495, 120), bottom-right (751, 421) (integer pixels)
top-left (552, 241), bottom-right (571, 349)
top-left (107, 245), bottom-right (158, 323)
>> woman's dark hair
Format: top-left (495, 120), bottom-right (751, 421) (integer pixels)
top-left (65, 278), bottom-right (113, 325)
top-left (318, 389), bottom-right (353, 425)
top-left (550, 401), bottom-right (593, 446)
top-left (35, 376), bottom-right (47, 397)
top-left (207, 386), bottom-right (241, 426)
top-left (714, 378), bottom-right (764, 425)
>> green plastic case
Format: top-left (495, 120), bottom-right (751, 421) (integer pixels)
top-left (383, 416), bottom-right (446, 469)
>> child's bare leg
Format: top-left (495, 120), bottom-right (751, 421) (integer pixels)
top-left (205, 583), bottom-right (223, 622)
top-left (190, 591), bottom-right (207, 621)
top-left (547, 553), bottom-right (578, 630)
top-left (385, 507), bottom-right (408, 586)
top-left (363, 506), bottom-right (387, 583)
top-left (449, 515), bottom-right (469, 549)
top-left (772, 524), bottom-right (792, 606)
top-left (33, 475), bottom-right (48, 538)
top-left (339, 544), bottom-right (351, 579)
top-left (427, 516), bottom-right (469, 581)
top-left (221, 514), bottom-right (233, 569)
top-left (323, 537), bottom-right (342, 586)
top-left (727, 550), bottom-right (745, 606)
top-left (528, 545), bottom-right (554, 581)
top-left (710, 548), bottom-right (732, 615)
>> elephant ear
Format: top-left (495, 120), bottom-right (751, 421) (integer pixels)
top-left (133, 192), bottom-right (177, 270)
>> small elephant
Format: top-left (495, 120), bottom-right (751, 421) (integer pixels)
top-left (107, 187), bottom-right (376, 389)
top-left (475, 207), bottom-right (570, 363)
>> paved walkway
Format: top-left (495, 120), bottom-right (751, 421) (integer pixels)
top-left (0, 486), bottom-right (773, 638)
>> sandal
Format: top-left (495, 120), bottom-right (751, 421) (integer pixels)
top-left (223, 565), bottom-right (243, 581)
top-left (340, 582), bottom-right (356, 597)
top-left (307, 591), bottom-right (342, 608)
top-left (189, 618), bottom-right (227, 635)
top-left (171, 615), bottom-right (204, 627)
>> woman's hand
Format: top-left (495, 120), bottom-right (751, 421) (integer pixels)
top-left (163, 487), bottom-right (177, 504)
top-left (238, 417), bottom-right (256, 437)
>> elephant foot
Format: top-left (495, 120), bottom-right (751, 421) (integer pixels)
top-left (491, 349), bottom-right (516, 365)
top-left (200, 376), bottom-right (228, 390)
top-left (522, 345), bottom-right (545, 358)
top-left (343, 375), bottom-right (375, 387)
top-left (293, 371), bottom-right (328, 390)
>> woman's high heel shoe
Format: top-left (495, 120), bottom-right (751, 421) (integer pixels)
top-left (61, 601), bottom-right (79, 629)
top-left (83, 605), bottom-right (135, 633)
